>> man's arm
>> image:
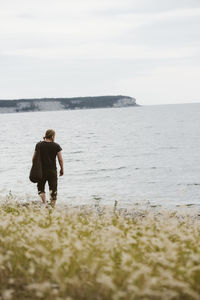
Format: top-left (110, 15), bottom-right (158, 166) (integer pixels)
top-left (57, 151), bottom-right (64, 176)
top-left (32, 151), bottom-right (36, 163)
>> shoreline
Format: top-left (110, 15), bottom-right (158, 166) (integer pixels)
top-left (1, 196), bottom-right (200, 220)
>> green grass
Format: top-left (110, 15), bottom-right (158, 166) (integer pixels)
top-left (0, 200), bottom-right (200, 299)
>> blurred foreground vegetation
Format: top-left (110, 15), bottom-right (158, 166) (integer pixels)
top-left (0, 200), bottom-right (200, 299)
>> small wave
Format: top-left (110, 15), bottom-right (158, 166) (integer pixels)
top-left (141, 152), bottom-right (157, 156)
top-left (78, 166), bottom-right (127, 175)
top-left (96, 166), bottom-right (126, 172)
top-left (158, 146), bottom-right (178, 150)
top-left (176, 203), bottom-right (197, 207)
top-left (134, 167), bottom-right (157, 170)
top-left (70, 151), bottom-right (84, 154)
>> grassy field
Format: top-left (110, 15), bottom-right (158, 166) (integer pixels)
top-left (0, 199), bottom-right (200, 300)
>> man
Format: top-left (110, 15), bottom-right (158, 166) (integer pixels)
top-left (32, 129), bottom-right (64, 207)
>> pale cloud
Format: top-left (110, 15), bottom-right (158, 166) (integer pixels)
top-left (4, 44), bottom-right (199, 61)
top-left (121, 64), bottom-right (200, 105)
top-left (0, 0), bottom-right (199, 104)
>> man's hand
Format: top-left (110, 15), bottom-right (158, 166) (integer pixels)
top-left (60, 169), bottom-right (64, 176)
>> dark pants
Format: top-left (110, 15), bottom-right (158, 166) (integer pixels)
top-left (37, 170), bottom-right (57, 201)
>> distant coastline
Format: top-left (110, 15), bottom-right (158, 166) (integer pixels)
top-left (0, 95), bottom-right (138, 113)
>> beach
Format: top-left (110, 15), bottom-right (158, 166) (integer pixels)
top-left (1, 0), bottom-right (200, 298)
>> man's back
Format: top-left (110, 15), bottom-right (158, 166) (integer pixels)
top-left (35, 141), bottom-right (62, 171)
top-left (32, 129), bottom-right (64, 207)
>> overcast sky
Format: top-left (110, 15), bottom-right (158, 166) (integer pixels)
top-left (0, 0), bottom-right (199, 105)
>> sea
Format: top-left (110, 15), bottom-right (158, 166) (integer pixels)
top-left (1, 103), bottom-right (200, 209)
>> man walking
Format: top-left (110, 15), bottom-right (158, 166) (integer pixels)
top-left (32, 129), bottom-right (64, 207)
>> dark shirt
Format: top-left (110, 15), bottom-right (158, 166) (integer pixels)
top-left (35, 141), bottom-right (62, 172)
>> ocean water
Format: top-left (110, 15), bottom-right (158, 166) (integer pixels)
top-left (1, 104), bottom-right (200, 208)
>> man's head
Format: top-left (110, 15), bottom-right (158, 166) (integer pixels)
top-left (44, 129), bottom-right (55, 141)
